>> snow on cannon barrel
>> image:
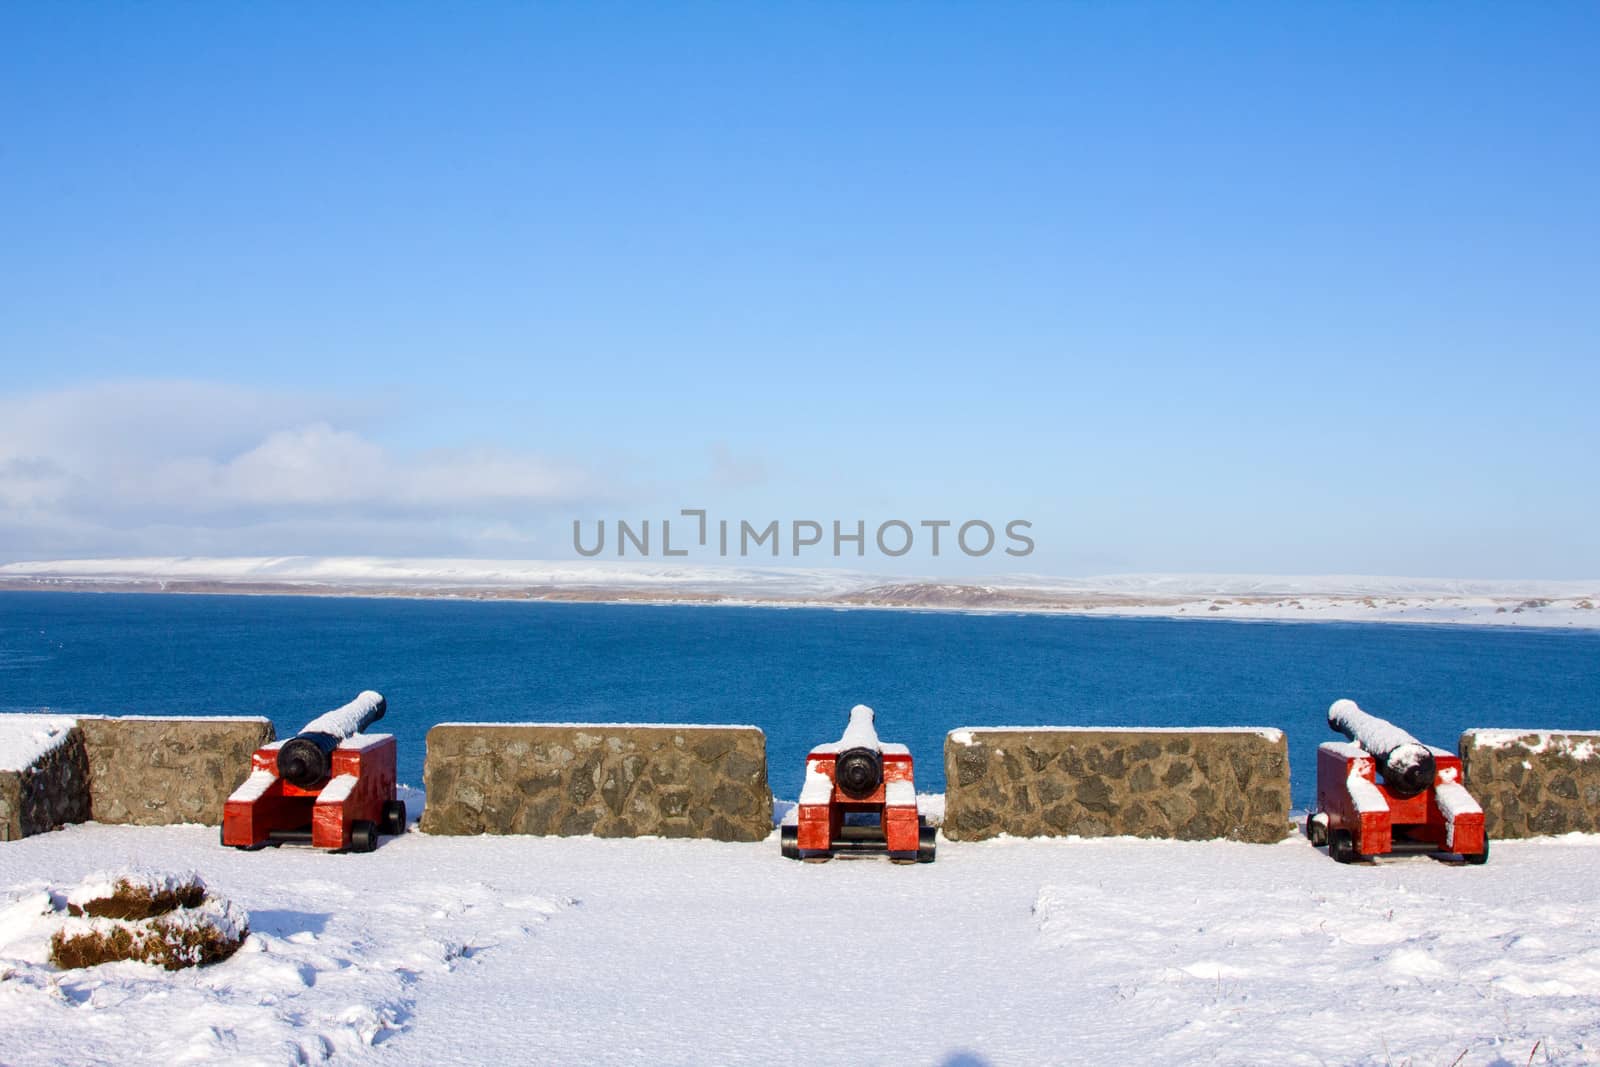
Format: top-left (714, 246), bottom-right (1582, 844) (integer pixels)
top-left (781, 704), bottom-right (935, 863)
top-left (277, 690), bottom-right (387, 788)
top-left (1327, 698), bottom-right (1436, 798)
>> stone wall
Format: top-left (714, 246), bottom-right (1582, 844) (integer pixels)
top-left (1460, 730), bottom-right (1600, 838)
top-left (421, 724), bottom-right (772, 841)
top-left (943, 727), bottom-right (1291, 843)
top-left (78, 717), bottom-right (275, 826)
top-left (0, 726), bottom-right (92, 841)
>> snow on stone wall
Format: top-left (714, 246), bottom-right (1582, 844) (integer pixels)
top-left (1460, 730), bottom-right (1600, 838)
top-left (0, 717), bottom-right (91, 842)
top-left (0, 716), bottom-right (80, 773)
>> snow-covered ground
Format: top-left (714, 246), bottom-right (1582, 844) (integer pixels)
top-left (4, 557), bottom-right (1599, 628)
top-left (3, 811), bottom-right (1598, 1065)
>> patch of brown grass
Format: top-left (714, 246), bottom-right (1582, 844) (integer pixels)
top-left (50, 911), bottom-right (244, 971)
top-left (47, 871), bottom-right (247, 972)
top-left (66, 879), bottom-right (205, 920)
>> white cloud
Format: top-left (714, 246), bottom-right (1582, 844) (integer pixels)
top-left (0, 380), bottom-right (593, 558)
top-left (209, 424), bottom-right (391, 505)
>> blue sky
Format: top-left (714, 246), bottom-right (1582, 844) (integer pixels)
top-left (1, 4), bottom-right (1596, 577)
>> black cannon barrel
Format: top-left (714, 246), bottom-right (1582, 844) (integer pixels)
top-left (277, 690), bottom-right (386, 788)
top-left (276, 733), bottom-right (340, 789)
top-left (1328, 698), bottom-right (1436, 798)
top-left (833, 704), bottom-right (885, 799)
top-left (835, 746), bottom-right (885, 798)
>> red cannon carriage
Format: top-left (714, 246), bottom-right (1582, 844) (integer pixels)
top-left (222, 691), bottom-right (406, 853)
top-left (1306, 699), bottom-right (1487, 864)
top-left (781, 704), bottom-right (936, 863)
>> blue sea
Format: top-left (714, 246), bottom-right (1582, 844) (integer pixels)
top-left (2, 590), bottom-right (1596, 808)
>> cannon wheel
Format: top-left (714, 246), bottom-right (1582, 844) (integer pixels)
top-left (1465, 833), bottom-right (1490, 865)
top-left (780, 825), bottom-right (800, 860)
top-left (349, 820), bottom-right (379, 853)
top-left (380, 800), bottom-right (407, 837)
top-left (1329, 829), bottom-right (1357, 864)
top-left (1305, 811), bottom-right (1327, 847)
top-left (917, 826), bottom-right (937, 863)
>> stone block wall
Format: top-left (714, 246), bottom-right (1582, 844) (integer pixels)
top-left (78, 717), bottom-right (275, 826)
top-left (0, 722), bottom-right (92, 841)
top-left (1460, 730), bottom-right (1600, 838)
top-left (944, 727), bottom-right (1291, 843)
top-left (421, 724), bottom-right (772, 841)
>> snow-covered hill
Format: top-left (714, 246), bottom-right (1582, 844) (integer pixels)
top-left (2, 557), bottom-right (1598, 627)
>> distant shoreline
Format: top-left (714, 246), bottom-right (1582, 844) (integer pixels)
top-left (4, 574), bottom-right (1597, 630)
